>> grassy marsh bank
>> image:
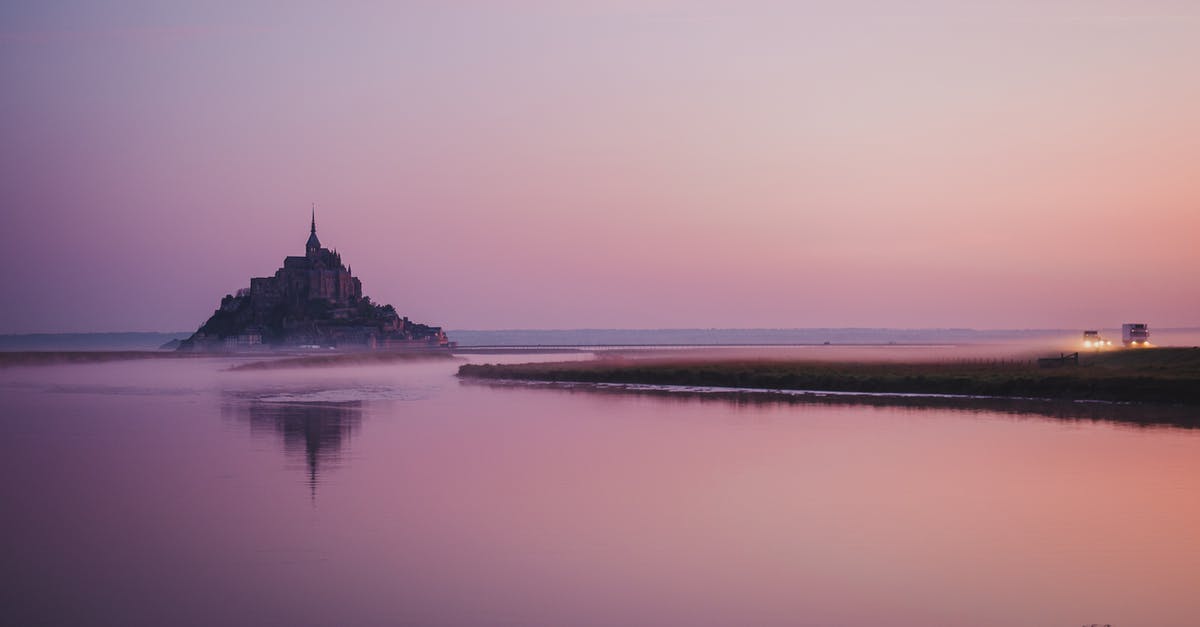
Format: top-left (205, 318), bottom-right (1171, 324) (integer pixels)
top-left (458, 347), bottom-right (1200, 405)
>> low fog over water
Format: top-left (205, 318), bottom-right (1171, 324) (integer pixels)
top-left (3, 348), bottom-right (1200, 626)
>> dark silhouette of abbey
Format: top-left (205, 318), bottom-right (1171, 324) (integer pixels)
top-left (179, 209), bottom-right (450, 351)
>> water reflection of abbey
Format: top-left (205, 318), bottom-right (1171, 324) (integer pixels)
top-left (226, 399), bottom-right (362, 500)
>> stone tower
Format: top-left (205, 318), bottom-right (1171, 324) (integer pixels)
top-left (306, 206), bottom-right (321, 258)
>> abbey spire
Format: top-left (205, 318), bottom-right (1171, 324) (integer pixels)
top-left (306, 204), bottom-right (322, 257)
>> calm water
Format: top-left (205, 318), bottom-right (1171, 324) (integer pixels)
top-left (3, 355), bottom-right (1200, 626)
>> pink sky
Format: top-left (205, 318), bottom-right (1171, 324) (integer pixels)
top-left (1, 2), bottom-right (1197, 333)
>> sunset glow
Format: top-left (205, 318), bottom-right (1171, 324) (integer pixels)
top-left (2, 2), bottom-right (1197, 332)
top-left (4, 6), bottom-right (1200, 626)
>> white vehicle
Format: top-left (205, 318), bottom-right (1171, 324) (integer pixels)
top-left (1082, 330), bottom-right (1111, 348)
top-left (1121, 323), bottom-right (1150, 347)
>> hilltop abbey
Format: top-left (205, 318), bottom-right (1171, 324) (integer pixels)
top-left (251, 211), bottom-right (362, 307)
top-left (178, 210), bottom-right (450, 351)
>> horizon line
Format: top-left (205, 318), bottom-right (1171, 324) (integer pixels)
top-left (3, 326), bottom-right (1200, 337)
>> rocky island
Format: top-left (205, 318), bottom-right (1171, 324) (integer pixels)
top-left (178, 211), bottom-right (451, 352)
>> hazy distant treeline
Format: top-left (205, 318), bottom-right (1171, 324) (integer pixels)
top-left (448, 328), bottom-right (1086, 347)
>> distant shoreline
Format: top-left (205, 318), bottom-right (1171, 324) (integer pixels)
top-left (5, 327), bottom-right (1198, 352)
top-left (0, 349), bottom-right (452, 368)
top-left (0, 351), bottom-right (201, 367)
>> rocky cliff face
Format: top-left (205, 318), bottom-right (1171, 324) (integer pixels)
top-left (178, 292), bottom-right (447, 351)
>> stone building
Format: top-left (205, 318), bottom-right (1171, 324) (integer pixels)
top-left (249, 210), bottom-right (362, 311)
top-left (178, 210), bottom-right (450, 351)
